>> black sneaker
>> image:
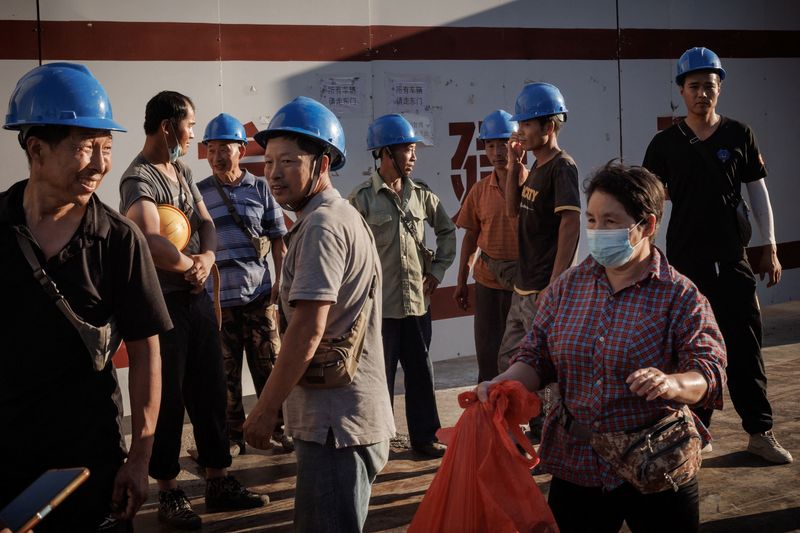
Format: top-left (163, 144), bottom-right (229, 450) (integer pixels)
top-left (205, 475), bottom-right (268, 512)
top-left (411, 442), bottom-right (446, 458)
top-left (158, 488), bottom-right (201, 530)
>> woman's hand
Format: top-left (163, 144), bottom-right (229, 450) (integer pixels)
top-left (626, 367), bottom-right (680, 401)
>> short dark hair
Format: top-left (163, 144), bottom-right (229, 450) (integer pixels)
top-left (264, 132), bottom-right (325, 159)
top-left (143, 91), bottom-right (194, 135)
top-left (583, 160), bottom-right (665, 242)
top-left (537, 113), bottom-right (565, 135)
top-left (18, 125), bottom-right (72, 164)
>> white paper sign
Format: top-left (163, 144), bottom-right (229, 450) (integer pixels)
top-left (319, 76), bottom-right (363, 115)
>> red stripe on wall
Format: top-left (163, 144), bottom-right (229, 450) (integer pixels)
top-left (1, 20), bottom-right (798, 62)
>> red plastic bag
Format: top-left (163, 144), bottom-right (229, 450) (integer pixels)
top-left (408, 381), bottom-right (559, 533)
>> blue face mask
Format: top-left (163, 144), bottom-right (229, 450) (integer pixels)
top-left (166, 122), bottom-right (182, 163)
top-left (586, 220), bottom-right (646, 268)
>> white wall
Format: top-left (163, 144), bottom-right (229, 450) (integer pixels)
top-left (2, 0), bottom-right (799, 376)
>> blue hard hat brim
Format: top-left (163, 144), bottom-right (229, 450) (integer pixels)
top-left (3, 116), bottom-right (126, 132)
top-left (202, 135), bottom-right (247, 145)
top-left (366, 135), bottom-right (424, 151)
top-left (254, 126), bottom-right (346, 171)
top-left (478, 133), bottom-right (513, 141)
top-left (510, 110), bottom-right (568, 122)
top-left (675, 67), bottom-right (727, 83)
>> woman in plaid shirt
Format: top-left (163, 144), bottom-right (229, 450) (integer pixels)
top-left (477, 161), bottom-right (727, 533)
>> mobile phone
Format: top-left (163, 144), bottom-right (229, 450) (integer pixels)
top-left (0, 468), bottom-right (90, 533)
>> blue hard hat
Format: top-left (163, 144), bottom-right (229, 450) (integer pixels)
top-left (479, 109), bottom-right (517, 140)
top-left (4, 62), bottom-right (125, 132)
top-left (203, 112), bottom-right (247, 145)
top-left (254, 96), bottom-right (346, 171)
top-left (366, 114), bottom-right (423, 151)
top-left (676, 47), bottom-right (726, 84)
top-left (511, 82), bottom-right (568, 122)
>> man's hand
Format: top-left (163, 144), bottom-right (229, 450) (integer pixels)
top-left (453, 282), bottom-right (470, 311)
top-left (423, 274), bottom-right (439, 297)
top-left (243, 404), bottom-right (277, 451)
top-left (626, 367), bottom-right (680, 401)
top-left (110, 457), bottom-right (149, 520)
top-left (506, 132), bottom-right (525, 171)
top-left (758, 244), bottom-right (782, 287)
top-left (184, 251), bottom-right (215, 287)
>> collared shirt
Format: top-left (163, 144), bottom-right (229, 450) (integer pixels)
top-left (512, 247), bottom-right (726, 489)
top-left (197, 170), bottom-right (286, 308)
top-left (349, 170), bottom-right (456, 319)
top-left (0, 179), bottom-right (172, 477)
top-left (280, 187), bottom-right (395, 447)
top-left (455, 170), bottom-right (518, 290)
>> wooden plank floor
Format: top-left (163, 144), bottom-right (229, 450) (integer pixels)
top-left (132, 301), bottom-right (800, 532)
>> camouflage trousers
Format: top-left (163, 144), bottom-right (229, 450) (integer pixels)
top-left (220, 293), bottom-right (283, 442)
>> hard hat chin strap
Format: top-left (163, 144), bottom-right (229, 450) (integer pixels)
top-left (387, 147), bottom-right (408, 181)
top-left (281, 153), bottom-right (323, 212)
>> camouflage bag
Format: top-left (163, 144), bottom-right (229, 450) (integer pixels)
top-left (590, 405), bottom-right (702, 494)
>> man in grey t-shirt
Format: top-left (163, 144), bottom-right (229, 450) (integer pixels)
top-left (119, 91), bottom-right (266, 529)
top-left (244, 97), bottom-right (395, 533)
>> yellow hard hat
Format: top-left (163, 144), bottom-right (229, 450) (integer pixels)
top-left (156, 204), bottom-right (191, 251)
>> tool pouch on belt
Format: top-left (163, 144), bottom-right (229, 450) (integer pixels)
top-left (300, 274), bottom-right (378, 389)
top-left (590, 405), bottom-right (702, 494)
top-left (479, 251), bottom-right (517, 291)
top-left (15, 231), bottom-right (122, 371)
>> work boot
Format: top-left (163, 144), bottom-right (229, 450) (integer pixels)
top-left (158, 488), bottom-right (201, 530)
top-left (230, 440), bottom-right (246, 457)
top-left (273, 431), bottom-right (294, 453)
top-left (205, 475), bottom-right (269, 511)
top-left (747, 431), bottom-right (793, 464)
top-left (412, 442), bottom-right (446, 458)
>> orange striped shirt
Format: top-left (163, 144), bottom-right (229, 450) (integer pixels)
top-left (456, 171), bottom-right (518, 290)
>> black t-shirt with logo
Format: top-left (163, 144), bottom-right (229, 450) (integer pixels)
top-left (643, 117), bottom-right (767, 271)
top-left (515, 151), bottom-right (582, 291)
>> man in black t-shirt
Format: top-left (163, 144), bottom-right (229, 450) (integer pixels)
top-left (494, 83), bottom-right (581, 441)
top-left (643, 47), bottom-right (791, 464)
top-left (0, 63), bottom-right (172, 531)
top-left (497, 83), bottom-right (581, 373)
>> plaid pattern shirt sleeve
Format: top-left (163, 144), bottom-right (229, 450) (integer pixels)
top-left (512, 247), bottom-right (726, 489)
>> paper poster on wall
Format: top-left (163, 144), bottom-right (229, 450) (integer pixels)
top-left (402, 113), bottom-right (434, 147)
top-left (319, 76), bottom-right (364, 115)
top-left (387, 76), bottom-right (434, 145)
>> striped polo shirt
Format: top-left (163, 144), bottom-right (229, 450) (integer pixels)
top-left (198, 170), bottom-right (286, 307)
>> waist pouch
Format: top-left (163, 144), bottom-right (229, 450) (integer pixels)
top-left (479, 251), bottom-right (517, 291)
top-left (590, 405), bottom-right (702, 494)
top-left (299, 275), bottom-right (377, 389)
top-left (420, 245), bottom-right (435, 276)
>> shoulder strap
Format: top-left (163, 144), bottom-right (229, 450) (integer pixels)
top-left (172, 163), bottom-right (194, 206)
top-left (385, 190), bottom-right (428, 254)
top-left (676, 121), bottom-right (740, 206)
top-left (211, 178), bottom-right (258, 239)
top-left (14, 231), bottom-right (92, 334)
